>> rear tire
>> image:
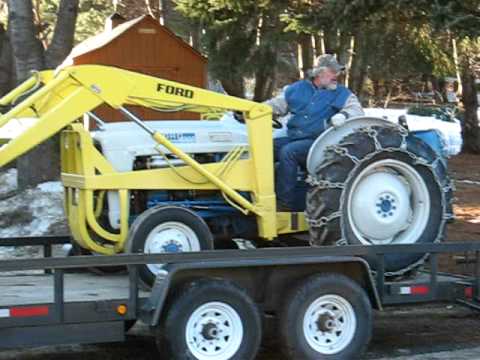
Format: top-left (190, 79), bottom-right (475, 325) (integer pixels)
top-left (126, 206), bottom-right (214, 288)
top-left (156, 279), bottom-right (262, 360)
top-left (307, 125), bottom-right (451, 275)
top-left (280, 273), bottom-right (372, 360)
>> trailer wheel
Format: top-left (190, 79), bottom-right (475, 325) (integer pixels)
top-left (156, 279), bottom-right (262, 360)
top-left (126, 206), bottom-right (213, 288)
top-left (307, 125), bottom-right (450, 275)
top-left (280, 273), bottom-right (372, 360)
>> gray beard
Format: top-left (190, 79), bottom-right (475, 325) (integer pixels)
top-left (326, 83), bottom-right (337, 90)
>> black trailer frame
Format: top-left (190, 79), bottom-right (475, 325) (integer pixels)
top-left (0, 237), bottom-right (479, 349)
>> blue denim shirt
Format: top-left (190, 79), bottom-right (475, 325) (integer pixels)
top-left (285, 80), bottom-right (352, 139)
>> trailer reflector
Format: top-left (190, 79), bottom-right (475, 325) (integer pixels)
top-left (399, 285), bottom-right (429, 295)
top-left (0, 306), bottom-right (49, 318)
top-left (117, 304), bottom-right (127, 315)
top-left (465, 287), bottom-right (473, 298)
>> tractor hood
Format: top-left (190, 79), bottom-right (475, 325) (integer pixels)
top-left (92, 114), bottom-right (249, 172)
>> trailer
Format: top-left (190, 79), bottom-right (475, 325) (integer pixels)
top-left (0, 237), bottom-right (479, 359)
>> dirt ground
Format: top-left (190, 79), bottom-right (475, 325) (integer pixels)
top-left (447, 153), bottom-right (480, 242)
top-left (439, 153), bottom-right (480, 273)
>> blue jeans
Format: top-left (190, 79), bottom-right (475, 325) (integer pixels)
top-left (274, 137), bottom-right (314, 208)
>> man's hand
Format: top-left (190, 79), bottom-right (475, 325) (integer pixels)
top-left (330, 112), bottom-right (347, 128)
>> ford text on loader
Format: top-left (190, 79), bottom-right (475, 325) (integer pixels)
top-left (0, 65), bottom-right (453, 286)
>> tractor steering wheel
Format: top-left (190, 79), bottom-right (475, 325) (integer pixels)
top-left (272, 116), bottom-right (283, 129)
top-left (234, 111), bottom-right (283, 129)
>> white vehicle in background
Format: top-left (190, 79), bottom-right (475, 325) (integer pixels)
top-left (364, 107), bottom-right (462, 157)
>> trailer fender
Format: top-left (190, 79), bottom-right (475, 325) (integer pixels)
top-left (140, 256), bottom-right (381, 327)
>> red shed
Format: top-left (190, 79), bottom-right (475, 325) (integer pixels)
top-left (63, 14), bottom-right (207, 121)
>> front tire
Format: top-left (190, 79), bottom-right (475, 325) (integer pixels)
top-left (280, 273), bottom-right (372, 360)
top-left (126, 206), bottom-right (214, 288)
top-left (156, 279), bottom-right (262, 360)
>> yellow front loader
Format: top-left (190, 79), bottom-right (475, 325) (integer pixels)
top-left (0, 65), bottom-right (308, 285)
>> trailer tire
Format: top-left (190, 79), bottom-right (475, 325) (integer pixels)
top-left (156, 278), bottom-right (262, 360)
top-left (280, 273), bottom-right (372, 360)
top-left (307, 125), bottom-right (450, 275)
top-left (126, 206), bottom-right (214, 288)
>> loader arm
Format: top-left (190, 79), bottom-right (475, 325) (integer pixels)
top-left (0, 65), bottom-right (280, 249)
top-left (0, 65), bottom-right (271, 167)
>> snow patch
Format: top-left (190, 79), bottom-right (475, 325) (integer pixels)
top-left (37, 181), bottom-right (63, 193)
top-left (0, 181), bottom-right (66, 239)
top-left (0, 169), bottom-right (18, 196)
top-left (0, 180), bottom-right (67, 259)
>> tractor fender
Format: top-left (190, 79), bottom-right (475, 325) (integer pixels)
top-left (306, 116), bottom-right (401, 175)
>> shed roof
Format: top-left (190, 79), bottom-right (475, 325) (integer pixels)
top-left (60, 15), bottom-right (206, 68)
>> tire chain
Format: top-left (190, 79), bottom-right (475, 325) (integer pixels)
top-left (306, 125), bottom-right (451, 277)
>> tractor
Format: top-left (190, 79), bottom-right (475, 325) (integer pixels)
top-left (0, 65), bottom-right (452, 286)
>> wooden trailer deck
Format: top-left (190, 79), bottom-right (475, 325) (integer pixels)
top-left (0, 272), bottom-right (149, 306)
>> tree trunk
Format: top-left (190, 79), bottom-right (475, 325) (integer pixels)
top-left (160, 0), bottom-right (173, 28)
top-left (460, 62), bottom-right (480, 153)
top-left (322, 28), bottom-right (338, 54)
top-left (146, 0), bottom-right (161, 20)
top-left (17, 137), bottom-right (62, 188)
top-left (349, 31), bottom-right (368, 102)
top-left (313, 32), bottom-right (325, 57)
top-left (0, 23), bottom-right (14, 97)
top-left (341, 35), bottom-right (354, 88)
top-left (189, 20), bottom-right (202, 51)
top-left (372, 78), bottom-right (381, 103)
top-left (45, 0), bottom-right (79, 68)
top-left (451, 35), bottom-right (462, 95)
top-left (8, 0), bottom-right (79, 189)
top-left (211, 27), bottom-right (246, 97)
top-left (218, 74), bottom-right (245, 98)
top-left (252, 12), bottom-right (281, 102)
top-left (7, 0), bottom-right (44, 82)
top-left (297, 33), bottom-right (314, 78)
top-left (115, 0), bottom-right (149, 19)
top-left (337, 32), bottom-right (350, 65)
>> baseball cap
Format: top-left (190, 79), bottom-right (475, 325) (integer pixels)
top-left (312, 54), bottom-right (346, 75)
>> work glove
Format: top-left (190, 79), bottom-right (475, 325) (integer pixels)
top-left (330, 112), bottom-right (347, 128)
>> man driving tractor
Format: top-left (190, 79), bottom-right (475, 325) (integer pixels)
top-left (265, 54), bottom-right (364, 211)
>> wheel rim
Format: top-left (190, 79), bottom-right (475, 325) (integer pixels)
top-left (347, 159), bottom-right (431, 245)
top-left (303, 294), bottom-right (356, 355)
top-left (185, 301), bottom-right (244, 360)
top-left (144, 221), bottom-right (200, 274)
